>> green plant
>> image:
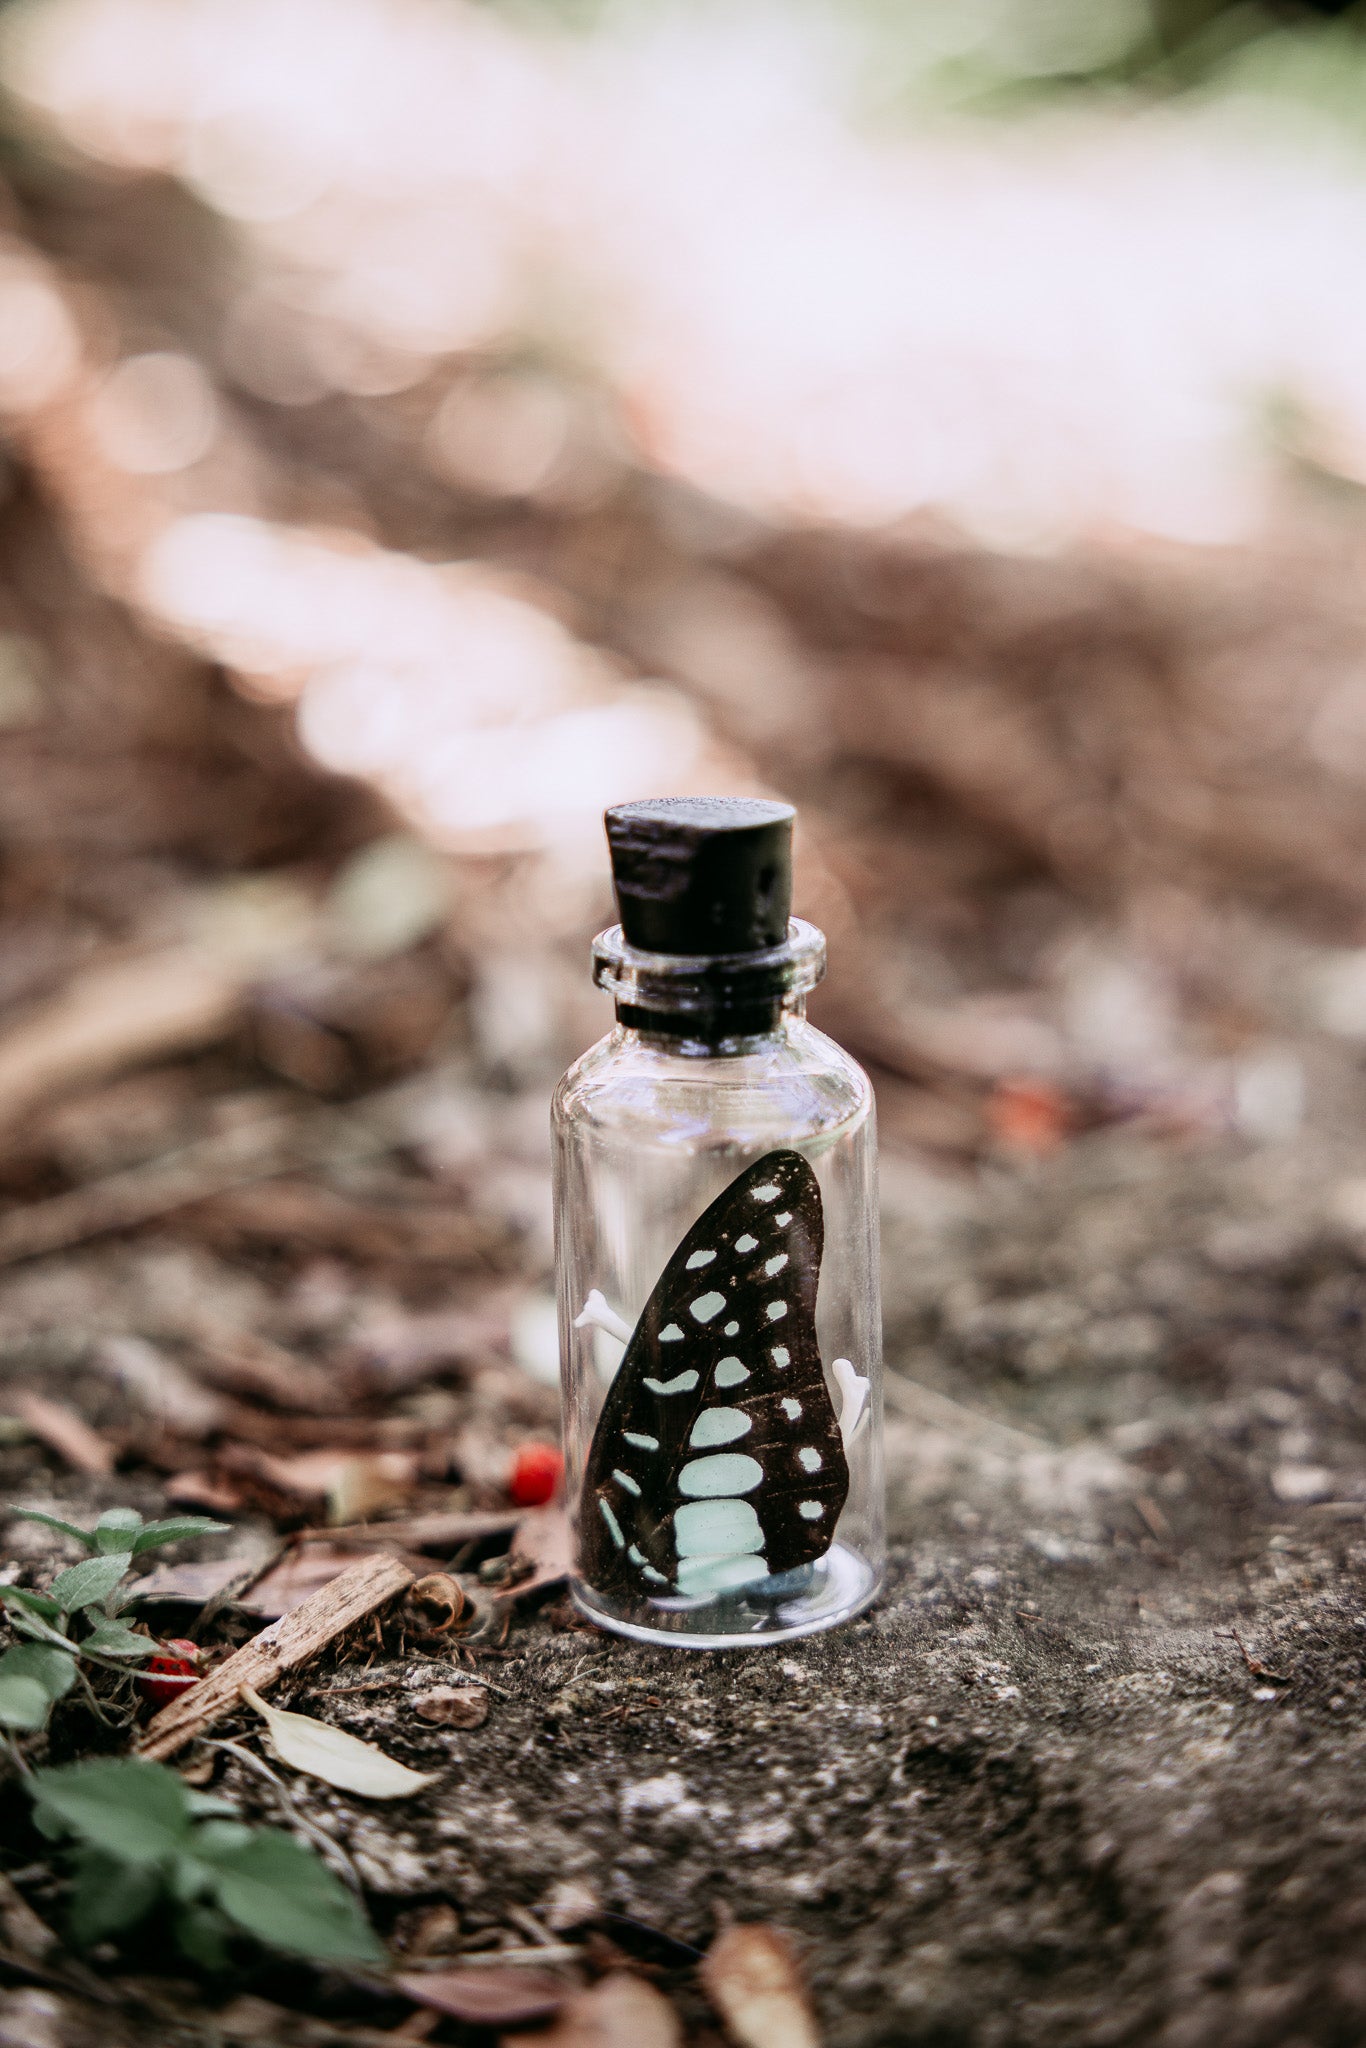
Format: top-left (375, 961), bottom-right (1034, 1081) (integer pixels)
top-left (0, 1507), bottom-right (226, 1736)
top-left (28, 1757), bottom-right (383, 1965)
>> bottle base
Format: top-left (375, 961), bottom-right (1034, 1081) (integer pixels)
top-left (571, 1540), bottom-right (882, 1648)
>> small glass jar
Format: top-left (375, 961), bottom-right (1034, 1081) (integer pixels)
top-left (552, 802), bottom-right (883, 1647)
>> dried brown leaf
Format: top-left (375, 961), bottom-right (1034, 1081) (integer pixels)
top-left (506, 1506), bottom-right (572, 1600)
top-left (397, 1966), bottom-right (568, 2025)
top-left (6, 1392), bottom-right (113, 1476)
top-left (701, 1925), bottom-right (820, 2048)
top-left (501, 1970), bottom-right (682, 2048)
top-left (414, 1685), bottom-right (488, 1728)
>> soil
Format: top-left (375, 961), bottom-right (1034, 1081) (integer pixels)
top-left (8, 1100), bottom-right (1366, 2048)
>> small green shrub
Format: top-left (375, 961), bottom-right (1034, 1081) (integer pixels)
top-left (29, 1757), bottom-right (383, 1965)
top-left (0, 1506), bottom-right (226, 1733)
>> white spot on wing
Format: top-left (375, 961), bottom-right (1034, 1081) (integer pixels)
top-left (659, 1323), bottom-right (684, 1342)
top-left (781, 1397), bottom-right (802, 1421)
top-left (798, 1447), bottom-right (822, 1471)
top-left (677, 1451), bottom-right (763, 1497)
top-left (724, 1321), bottom-right (739, 1336)
top-left (775, 1211), bottom-right (792, 1226)
top-left (686, 1249), bottom-right (717, 1270)
top-left (689, 1406), bottom-right (752, 1448)
top-left (798, 1501), bottom-right (824, 1520)
top-left (689, 1291), bottom-right (726, 1323)
top-left (752, 1184), bottom-right (781, 1202)
top-left (623, 1430), bottom-right (658, 1451)
top-left (766, 1300), bottom-right (788, 1321)
top-left (599, 1497), bottom-right (625, 1546)
top-left (764, 1253), bottom-right (789, 1276)
top-left (772, 1345), bottom-right (790, 1367)
top-left (613, 1469), bottom-right (641, 1496)
top-left (714, 1357), bottom-right (749, 1388)
top-left (644, 1369), bottom-right (700, 1396)
top-left (735, 1233), bottom-right (759, 1254)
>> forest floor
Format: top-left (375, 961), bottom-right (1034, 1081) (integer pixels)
top-left (5, 1082), bottom-right (1366, 2048)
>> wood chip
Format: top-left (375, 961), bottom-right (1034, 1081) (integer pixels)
top-left (5, 1392), bottom-right (114, 1475)
top-left (701, 1925), bottom-right (820, 2048)
top-left (396, 1966), bottom-right (570, 2025)
top-left (136, 1550), bottom-right (414, 1762)
top-left (501, 1971), bottom-right (682, 2048)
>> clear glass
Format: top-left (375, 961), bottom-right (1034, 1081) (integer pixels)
top-left (552, 999), bottom-right (883, 1647)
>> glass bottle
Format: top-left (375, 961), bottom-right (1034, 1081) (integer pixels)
top-left (552, 797), bottom-right (883, 1647)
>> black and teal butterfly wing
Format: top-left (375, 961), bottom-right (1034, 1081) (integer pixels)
top-left (580, 1150), bottom-right (849, 1601)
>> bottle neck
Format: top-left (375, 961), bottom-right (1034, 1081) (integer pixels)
top-left (615, 992), bottom-right (807, 1056)
top-left (591, 917), bottom-right (826, 1057)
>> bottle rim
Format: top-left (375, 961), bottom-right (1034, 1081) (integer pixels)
top-left (591, 916), bottom-right (826, 1019)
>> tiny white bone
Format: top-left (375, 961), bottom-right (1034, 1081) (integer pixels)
top-left (573, 1289), bottom-right (633, 1345)
top-left (833, 1357), bottom-right (870, 1446)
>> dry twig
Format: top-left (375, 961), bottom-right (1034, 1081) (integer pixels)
top-left (137, 1550), bottom-right (414, 1761)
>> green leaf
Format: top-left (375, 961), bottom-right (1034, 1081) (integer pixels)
top-left (191, 1819), bottom-right (254, 1857)
top-left (5, 1509), bottom-right (96, 1551)
top-left (79, 1620), bottom-right (157, 1661)
top-left (0, 1673), bottom-right (51, 1730)
top-left (174, 1901), bottom-right (233, 1971)
top-left (184, 1792), bottom-right (237, 1820)
top-left (30, 1760), bottom-right (192, 1865)
top-left (4, 1605), bottom-right (78, 1653)
top-left (169, 1853), bottom-right (214, 1905)
top-left (1, 1585), bottom-right (63, 1623)
top-left (93, 1509), bottom-right (143, 1554)
top-left (129, 1517), bottom-right (230, 1556)
top-left (208, 1830), bottom-right (383, 1963)
top-left (0, 1643), bottom-right (76, 1701)
top-left (48, 1556), bottom-right (129, 1614)
top-left (66, 1850), bottom-right (162, 1947)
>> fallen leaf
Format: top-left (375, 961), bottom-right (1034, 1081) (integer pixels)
top-left (406, 1574), bottom-right (467, 1634)
top-left (241, 1683), bottom-right (437, 1799)
top-left (164, 1471), bottom-right (247, 1515)
top-left (5, 1393), bottom-right (113, 1476)
top-left (250, 1448), bottom-right (419, 1523)
top-left (94, 1334), bottom-right (224, 1437)
top-left (701, 1925), bottom-right (820, 2048)
top-left (502, 1970), bottom-right (682, 2048)
top-left (238, 1545), bottom-right (397, 1619)
top-left (133, 1558), bottom-right (253, 1606)
top-left (397, 1966), bottom-right (568, 2026)
top-left (414, 1685), bottom-right (488, 1729)
top-left (506, 1507), bottom-right (572, 1600)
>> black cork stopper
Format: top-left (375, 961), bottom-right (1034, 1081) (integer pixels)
top-left (605, 797), bottom-right (794, 957)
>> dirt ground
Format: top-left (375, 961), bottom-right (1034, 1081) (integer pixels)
top-left (6, 1088), bottom-right (1366, 2048)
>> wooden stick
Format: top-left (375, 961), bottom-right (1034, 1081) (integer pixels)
top-left (298, 1511), bottom-right (520, 1553)
top-left (136, 1551), bottom-right (414, 1762)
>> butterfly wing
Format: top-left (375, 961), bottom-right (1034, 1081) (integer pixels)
top-left (579, 1150), bottom-right (849, 1602)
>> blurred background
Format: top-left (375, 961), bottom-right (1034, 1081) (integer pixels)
top-left (5, 0), bottom-right (1366, 1518)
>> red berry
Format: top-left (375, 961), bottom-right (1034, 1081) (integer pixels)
top-left (139, 1638), bottom-right (202, 1709)
top-left (508, 1442), bottom-right (563, 1507)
